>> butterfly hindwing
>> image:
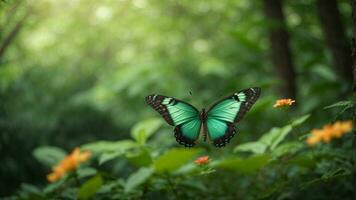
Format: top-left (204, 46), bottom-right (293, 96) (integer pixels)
top-left (145, 94), bottom-right (201, 147)
top-left (206, 87), bottom-right (261, 147)
top-left (175, 119), bottom-right (201, 147)
top-left (206, 120), bottom-right (236, 147)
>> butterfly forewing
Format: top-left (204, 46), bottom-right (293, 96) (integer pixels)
top-left (233, 87), bottom-right (261, 123)
top-left (207, 99), bottom-right (242, 122)
top-left (145, 94), bottom-right (201, 147)
top-left (206, 87), bottom-right (261, 147)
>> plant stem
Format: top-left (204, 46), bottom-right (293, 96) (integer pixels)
top-left (73, 171), bottom-right (81, 187)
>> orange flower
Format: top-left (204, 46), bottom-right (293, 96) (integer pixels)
top-left (273, 98), bottom-right (295, 108)
top-left (306, 121), bottom-right (353, 146)
top-left (194, 156), bottom-right (209, 165)
top-left (47, 148), bottom-right (91, 182)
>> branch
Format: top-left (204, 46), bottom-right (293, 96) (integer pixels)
top-left (0, 9), bottom-right (30, 60)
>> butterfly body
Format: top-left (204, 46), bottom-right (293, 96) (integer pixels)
top-left (146, 87), bottom-right (261, 147)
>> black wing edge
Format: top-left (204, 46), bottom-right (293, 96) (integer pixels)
top-left (206, 87), bottom-right (260, 147)
top-left (213, 123), bottom-right (237, 148)
top-left (174, 126), bottom-right (196, 147)
top-left (234, 87), bottom-right (261, 123)
top-left (145, 94), bottom-right (175, 126)
top-left (145, 94), bottom-right (200, 126)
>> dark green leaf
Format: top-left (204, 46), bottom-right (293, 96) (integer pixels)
top-left (153, 148), bottom-right (201, 173)
top-left (77, 168), bottom-right (98, 179)
top-left (234, 141), bottom-right (267, 154)
top-left (77, 174), bottom-right (103, 200)
top-left (290, 114), bottom-right (310, 127)
top-left (125, 148), bottom-right (152, 167)
top-left (32, 146), bottom-right (66, 167)
top-left (260, 125), bottom-right (292, 150)
top-left (20, 183), bottom-right (43, 197)
top-left (124, 167), bottom-right (154, 193)
top-left (323, 100), bottom-right (352, 110)
top-left (99, 152), bottom-right (122, 165)
top-left (44, 178), bottom-right (66, 194)
top-left (131, 118), bottom-right (162, 145)
top-left (288, 155), bottom-right (315, 168)
top-left (272, 142), bottom-right (304, 158)
top-left (312, 65), bottom-right (337, 81)
top-left (180, 179), bottom-right (207, 191)
top-left (217, 155), bottom-right (271, 174)
top-left (82, 140), bottom-right (136, 154)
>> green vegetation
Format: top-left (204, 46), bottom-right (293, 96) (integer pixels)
top-left (1, 0), bottom-right (355, 199)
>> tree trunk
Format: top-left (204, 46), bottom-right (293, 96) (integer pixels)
top-left (352, 0), bottom-right (356, 129)
top-left (263, 0), bottom-right (297, 99)
top-left (316, 0), bottom-right (352, 85)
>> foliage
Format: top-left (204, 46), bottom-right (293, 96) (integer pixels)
top-left (1, 0), bottom-right (355, 199)
top-left (5, 110), bottom-right (356, 199)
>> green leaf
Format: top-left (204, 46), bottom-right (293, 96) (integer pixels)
top-left (77, 168), bottom-right (98, 179)
top-left (180, 179), bottom-right (207, 191)
top-left (270, 125), bottom-right (292, 150)
top-left (259, 128), bottom-right (279, 146)
top-left (290, 114), bottom-right (310, 127)
top-left (271, 142), bottom-right (304, 158)
top-left (260, 125), bottom-right (292, 150)
top-left (258, 181), bottom-right (287, 199)
top-left (82, 140), bottom-right (136, 153)
top-left (321, 168), bottom-right (350, 180)
top-left (32, 146), bottom-right (66, 167)
top-left (124, 167), bottom-right (154, 193)
top-left (99, 152), bottom-right (122, 165)
top-left (301, 168), bottom-right (350, 190)
top-left (153, 148), bottom-right (201, 173)
top-left (44, 178), bottom-right (66, 194)
top-left (77, 174), bottom-right (103, 200)
top-left (312, 64), bottom-right (337, 81)
top-left (288, 155), bottom-right (315, 168)
top-left (234, 141), bottom-right (267, 154)
top-left (131, 118), bottom-right (163, 145)
top-left (217, 155), bottom-right (271, 174)
top-left (324, 100), bottom-right (352, 110)
top-left (173, 163), bottom-right (198, 175)
top-left (97, 182), bottom-right (118, 195)
top-left (20, 183), bottom-right (43, 196)
top-left (125, 148), bottom-right (152, 167)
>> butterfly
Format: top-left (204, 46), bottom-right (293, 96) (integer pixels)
top-left (145, 87), bottom-right (261, 147)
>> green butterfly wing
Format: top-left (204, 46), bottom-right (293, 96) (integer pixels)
top-left (146, 95), bottom-right (201, 147)
top-left (206, 87), bottom-right (261, 147)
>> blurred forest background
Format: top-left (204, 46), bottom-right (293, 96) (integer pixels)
top-left (1, 0), bottom-right (356, 199)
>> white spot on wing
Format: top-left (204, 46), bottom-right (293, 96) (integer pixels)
top-left (162, 98), bottom-right (172, 105)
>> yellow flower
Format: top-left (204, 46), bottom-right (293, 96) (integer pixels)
top-left (306, 135), bottom-right (320, 146)
top-left (194, 156), bottom-right (209, 165)
top-left (47, 148), bottom-right (91, 182)
top-left (273, 98), bottom-right (295, 108)
top-left (306, 121), bottom-right (353, 146)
